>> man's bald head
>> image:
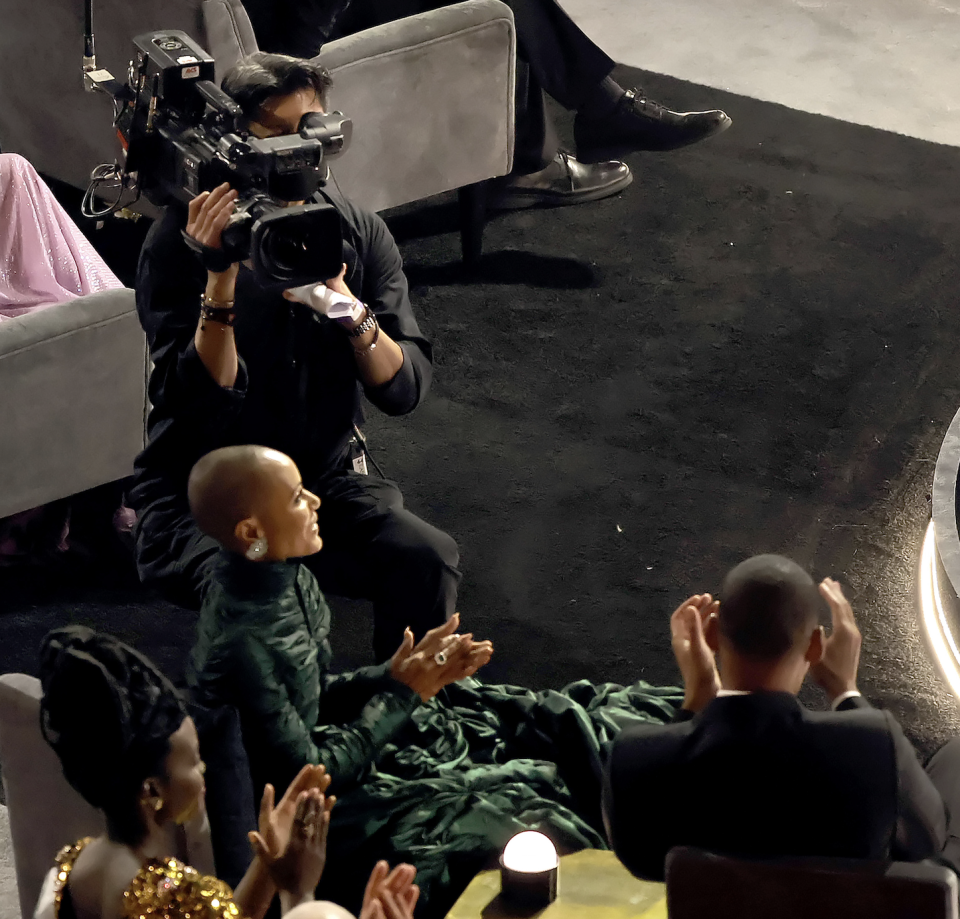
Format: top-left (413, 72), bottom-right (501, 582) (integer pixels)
top-left (719, 554), bottom-right (821, 661)
top-left (187, 445), bottom-right (287, 549)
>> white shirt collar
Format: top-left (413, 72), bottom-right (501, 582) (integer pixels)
top-left (714, 688), bottom-right (861, 710)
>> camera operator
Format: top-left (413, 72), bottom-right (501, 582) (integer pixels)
top-left (129, 52), bottom-right (460, 662)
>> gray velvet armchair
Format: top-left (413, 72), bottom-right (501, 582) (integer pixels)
top-left (0, 0), bottom-right (515, 519)
top-left (0, 291), bottom-right (148, 521)
top-left (0, 0), bottom-right (516, 260)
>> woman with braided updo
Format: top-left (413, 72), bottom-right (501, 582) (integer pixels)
top-left (32, 626), bottom-right (346, 919)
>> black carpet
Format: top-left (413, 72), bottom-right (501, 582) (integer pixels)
top-left (5, 65), bottom-right (960, 761)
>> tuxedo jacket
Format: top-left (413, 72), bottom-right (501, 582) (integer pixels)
top-left (603, 691), bottom-right (949, 881)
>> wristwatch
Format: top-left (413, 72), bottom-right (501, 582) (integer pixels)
top-left (346, 306), bottom-right (377, 338)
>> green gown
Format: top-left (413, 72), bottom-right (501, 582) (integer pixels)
top-left (187, 550), bottom-right (682, 917)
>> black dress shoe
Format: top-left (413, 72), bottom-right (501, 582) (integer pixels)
top-left (574, 88), bottom-right (732, 161)
top-left (493, 150), bottom-right (632, 210)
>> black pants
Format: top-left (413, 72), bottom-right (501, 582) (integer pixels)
top-left (249, 0), bottom-right (616, 172)
top-left (134, 470), bottom-right (460, 662)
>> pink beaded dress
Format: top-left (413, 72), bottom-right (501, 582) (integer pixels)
top-left (0, 153), bottom-right (121, 320)
top-left (0, 153), bottom-right (126, 561)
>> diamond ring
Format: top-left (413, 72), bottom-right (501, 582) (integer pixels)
top-left (434, 650), bottom-right (448, 665)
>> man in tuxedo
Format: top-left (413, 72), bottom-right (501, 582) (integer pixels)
top-left (603, 554), bottom-right (960, 880)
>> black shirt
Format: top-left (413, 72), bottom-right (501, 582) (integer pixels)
top-left (129, 183), bottom-right (432, 519)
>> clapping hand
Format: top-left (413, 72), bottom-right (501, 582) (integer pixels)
top-left (248, 765), bottom-right (335, 902)
top-left (810, 577), bottom-right (862, 703)
top-left (359, 862), bottom-right (420, 919)
top-left (670, 593), bottom-right (721, 713)
top-left (390, 614), bottom-right (494, 702)
top-left (251, 789), bottom-right (334, 907)
top-left (249, 765), bottom-right (332, 862)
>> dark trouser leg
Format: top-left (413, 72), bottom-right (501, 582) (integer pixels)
top-left (505, 0), bottom-right (615, 111)
top-left (513, 61), bottom-right (560, 174)
top-left (303, 472), bottom-right (461, 663)
top-left (133, 504), bottom-right (220, 609)
top-left (925, 737), bottom-right (960, 872)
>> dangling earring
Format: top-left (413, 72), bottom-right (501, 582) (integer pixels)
top-left (153, 798), bottom-right (164, 813)
top-left (246, 537), bottom-right (268, 561)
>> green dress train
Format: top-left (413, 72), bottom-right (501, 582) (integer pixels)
top-left (186, 550), bottom-right (681, 917)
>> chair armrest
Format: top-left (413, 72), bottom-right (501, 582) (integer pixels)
top-left (318, 0), bottom-right (516, 212)
top-left (0, 289), bottom-right (148, 518)
top-left (0, 288), bottom-right (136, 356)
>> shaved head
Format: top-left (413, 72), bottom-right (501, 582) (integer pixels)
top-left (187, 445), bottom-right (287, 549)
top-left (719, 554), bottom-right (821, 660)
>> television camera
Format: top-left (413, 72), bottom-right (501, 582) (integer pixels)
top-left (81, 20), bottom-right (351, 283)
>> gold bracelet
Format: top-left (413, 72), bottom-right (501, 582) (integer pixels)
top-left (202, 294), bottom-right (235, 309)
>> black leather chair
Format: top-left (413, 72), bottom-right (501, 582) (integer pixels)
top-left (666, 846), bottom-right (959, 919)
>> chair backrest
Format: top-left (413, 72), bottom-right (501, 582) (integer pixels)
top-left (666, 847), bottom-right (959, 919)
top-left (0, 674), bottom-right (104, 919)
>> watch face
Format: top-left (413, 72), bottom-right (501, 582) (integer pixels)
top-left (349, 311), bottom-right (376, 337)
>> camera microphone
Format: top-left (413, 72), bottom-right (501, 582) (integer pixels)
top-left (80, 26), bottom-right (349, 281)
top-left (81, 0), bottom-right (126, 97)
top-left (83, 0), bottom-right (96, 73)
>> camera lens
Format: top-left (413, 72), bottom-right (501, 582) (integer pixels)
top-left (250, 203), bottom-right (344, 285)
top-left (262, 228), bottom-right (308, 275)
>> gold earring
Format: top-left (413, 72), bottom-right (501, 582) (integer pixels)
top-left (154, 798), bottom-right (164, 813)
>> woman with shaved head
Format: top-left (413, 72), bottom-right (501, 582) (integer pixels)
top-left (185, 445), bottom-right (683, 918)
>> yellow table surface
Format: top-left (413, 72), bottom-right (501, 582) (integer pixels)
top-left (446, 849), bottom-right (667, 919)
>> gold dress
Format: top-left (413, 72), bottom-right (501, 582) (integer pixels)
top-left (50, 839), bottom-right (242, 919)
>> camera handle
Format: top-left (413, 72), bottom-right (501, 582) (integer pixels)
top-left (195, 81), bottom-right (243, 120)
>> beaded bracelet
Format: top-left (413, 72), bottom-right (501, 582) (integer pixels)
top-left (199, 294), bottom-right (236, 329)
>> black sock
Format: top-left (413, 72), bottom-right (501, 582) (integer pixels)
top-left (577, 75), bottom-right (626, 119)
